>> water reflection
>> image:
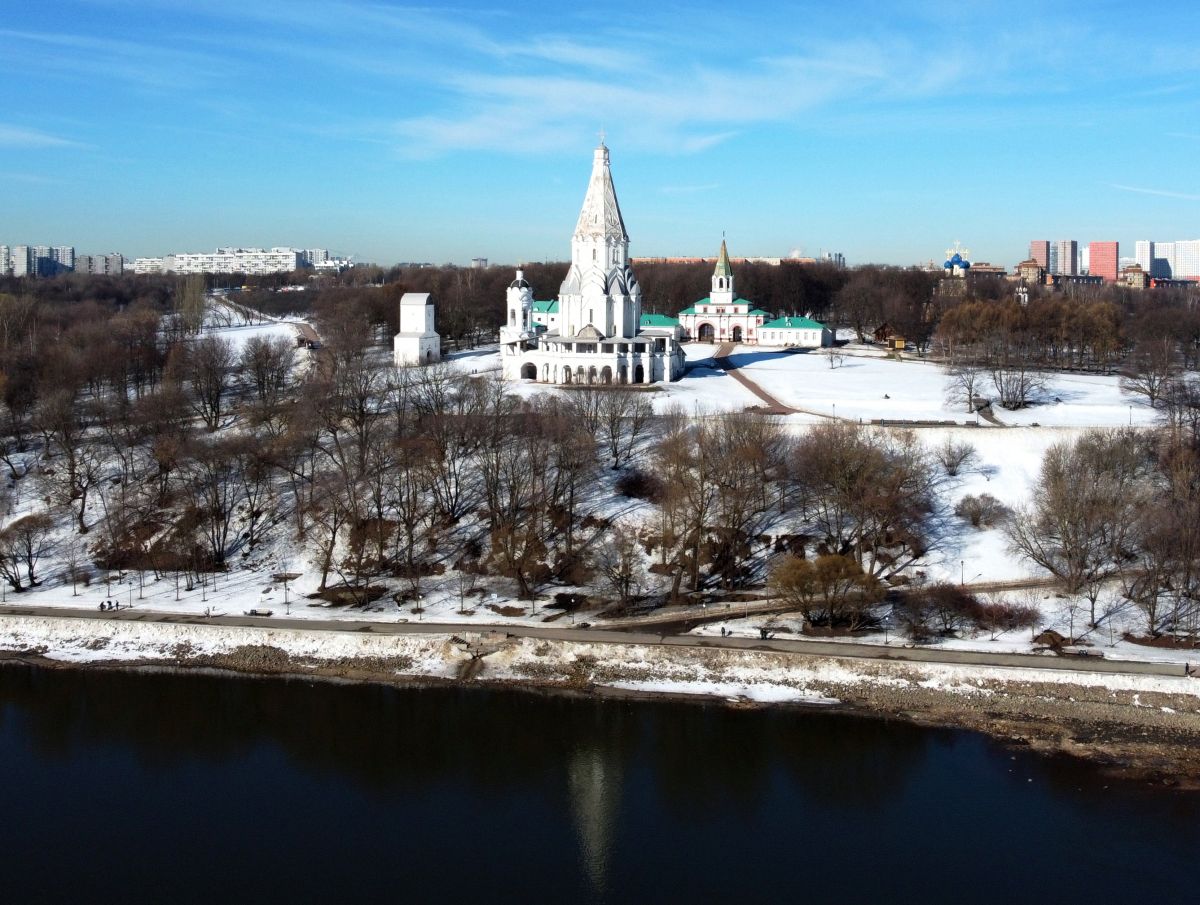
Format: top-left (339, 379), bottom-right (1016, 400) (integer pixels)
top-left (1, 663), bottom-right (1197, 905)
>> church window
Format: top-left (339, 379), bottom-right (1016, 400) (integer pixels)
top-left (593, 249), bottom-right (597, 261)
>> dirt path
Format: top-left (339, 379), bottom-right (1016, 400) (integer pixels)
top-left (710, 344), bottom-right (812, 416)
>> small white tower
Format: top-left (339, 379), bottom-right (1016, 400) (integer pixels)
top-left (393, 292), bottom-right (440, 366)
top-left (500, 268), bottom-right (534, 342)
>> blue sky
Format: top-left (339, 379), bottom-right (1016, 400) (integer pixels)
top-left (3, 0), bottom-right (1199, 267)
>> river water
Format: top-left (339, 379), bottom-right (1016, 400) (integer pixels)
top-left (0, 663), bottom-right (1195, 904)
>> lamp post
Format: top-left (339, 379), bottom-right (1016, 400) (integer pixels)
top-left (961, 560), bottom-right (965, 586)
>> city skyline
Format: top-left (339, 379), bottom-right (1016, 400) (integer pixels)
top-left (3, 0), bottom-right (1199, 266)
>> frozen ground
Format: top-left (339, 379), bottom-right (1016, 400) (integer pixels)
top-left (3, 615), bottom-right (1196, 705)
top-left (0, 327), bottom-right (1182, 669)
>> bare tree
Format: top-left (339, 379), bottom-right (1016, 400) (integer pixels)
top-left (935, 436), bottom-right (978, 477)
top-left (596, 521), bottom-right (646, 608)
top-left (1007, 428), bottom-right (1153, 626)
top-left (238, 334), bottom-right (296, 408)
top-left (184, 335), bottom-right (235, 431)
top-left (600, 391), bottom-right (655, 469)
top-left (1121, 338), bottom-right (1179, 408)
top-left (944, 362), bottom-right (986, 413)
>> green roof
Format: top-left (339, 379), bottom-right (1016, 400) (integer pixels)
top-left (760, 315), bottom-right (827, 331)
top-left (680, 297), bottom-right (756, 315)
top-left (748, 308), bottom-right (771, 317)
top-left (640, 313), bottom-right (680, 328)
top-left (531, 300), bottom-right (559, 314)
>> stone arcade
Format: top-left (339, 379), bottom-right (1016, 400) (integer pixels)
top-left (500, 142), bottom-right (684, 385)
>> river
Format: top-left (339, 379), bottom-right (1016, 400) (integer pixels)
top-left (0, 663), bottom-right (1194, 904)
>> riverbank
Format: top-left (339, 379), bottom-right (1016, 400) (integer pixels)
top-left (2, 612), bottom-right (1198, 787)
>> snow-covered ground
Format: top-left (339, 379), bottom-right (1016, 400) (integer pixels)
top-left (3, 614), bottom-right (1196, 706)
top-left (1, 323), bottom-right (1183, 669)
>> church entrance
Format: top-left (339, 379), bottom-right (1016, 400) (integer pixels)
top-left (731, 326), bottom-right (743, 343)
top-left (634, 364), bottom-right (645, 383)
top-left (697, 323), bottom-right (715, 343)
top-left (520, 363), bottom-right (536, 380)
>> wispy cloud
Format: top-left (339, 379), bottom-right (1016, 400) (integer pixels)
top-left (0, 124), bottom-right (81, 148)
top-left (1110, 183), bottom-right (1200, 202)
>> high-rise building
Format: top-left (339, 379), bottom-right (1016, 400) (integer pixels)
top-left (75, 253), bottom-right (125, 275)
top-left (1174, 240), bottom-right (1200, 279)
top-left (52, 246), bottom-right (75, 271)
top-left (1135, 240), bottom-right (1153, 273)
top-left (1053, 239), bottom-right (1078, 275)
top-left (1089, 241), bottom-right (1118, 282)
top-left (1153, 242), bottom-right (1176, 278)
top-left (11, 246), bottom-right (33, 277)
top-left (1029, 240), bottom-right (1050, 270)
top-left (0, 245), bottom-right (9, 276)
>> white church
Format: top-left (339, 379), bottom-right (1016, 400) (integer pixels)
top-left (500, 142), bottom-right (684, 385)
top-left (393, 292), bottom-right (440, 366)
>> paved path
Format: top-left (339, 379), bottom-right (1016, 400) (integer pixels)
top-left (710, 343), bottom-right (808, 416)
top-left (0, 603), bottom-right (1189, 679)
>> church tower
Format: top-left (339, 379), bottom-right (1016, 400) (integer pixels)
top-left (710, 238), bottom-right (735, 306)
top-left (557, 141), bottom-right (641, 339)
top-left (502, 268), bottom-right (534, 339)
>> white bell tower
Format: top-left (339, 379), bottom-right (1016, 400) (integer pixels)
top-left (502, 268), bottom-right (534, 338)
top-left (393, 292), bottom-right (441, 366)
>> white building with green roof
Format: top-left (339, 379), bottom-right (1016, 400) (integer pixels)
top-left (677, 241), bottom-right (773, 343)
top-left (499, 142), bottom-right (684, 385)
top-left (758, 315), bottom-right (832, 348)
top-left (676, 241), bottom-right (831, 348)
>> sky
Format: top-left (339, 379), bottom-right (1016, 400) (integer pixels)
top-left (2, 0), bottom-right (1199, 267)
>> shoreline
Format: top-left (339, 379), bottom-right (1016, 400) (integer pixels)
top-left (2, 613), bottom-right (1199, 789)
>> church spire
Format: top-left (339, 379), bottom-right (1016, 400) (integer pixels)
top-left (573, 142), bottom-right (628, 243)
top-left (714, 237), bottom-right (732, 279)
top-left (711, 237), bottom-right (734, 298)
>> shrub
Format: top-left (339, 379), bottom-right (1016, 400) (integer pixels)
top-left (971, 601), bottom-right (1039, 638)
top-left (954, 493), bottom-right (1009, 528)
top-left (615, 468), bottom-right (664, 502)
top-left (936, 437), bottom-right (979, 476)
top-left (898, 582), bottom-right (980, 639)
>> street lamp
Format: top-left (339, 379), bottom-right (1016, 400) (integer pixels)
top-left (961, 560), bottom-right (965, 586)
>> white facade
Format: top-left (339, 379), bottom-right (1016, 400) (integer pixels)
top-left (1135, 240), bottom-right (1153, 273)
top-left (133, 257), bottom-right (165, 274)
top-left (164, 247), bottom-right (302, 275)
top-left (1176, 240), bottom-right (1200, 279)
top-left (393, 292), bottom-right (441, 366)
top-left (0, 246), bottom-right (9, 276)
top-left (677, 241), bottom-right (770, 343)
top-left (757, 317), bottom-right (833, 348)
top-left (500, 143), bottom-right (683, 385)
top-left (11, 246), bottom-right (32, 277)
